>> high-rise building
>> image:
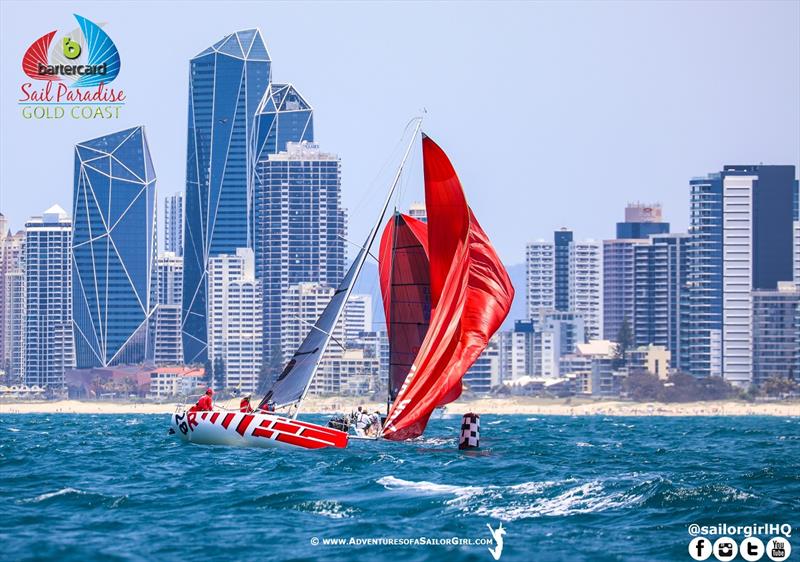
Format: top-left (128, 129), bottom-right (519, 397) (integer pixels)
top-left (25, 205), bottom-right (74, 389)
top-left (207, 248), bottom-right (263, 393)
top-left (0, 228), bottom-right (25, 382)
top-left (633, 233), bottom-right (690, 371)
top-left (252, 83), bottom-right (313, 176)
top-left (603, 238), bottom-right (649, 342)
top-left (255, 142), bottom-right (346, 378)
top-left (499, 320), bottom-right (535, 381)
top-left (616, 203), bottom-right (670, 239)
top-left (526, 232), bottom-right (602, 340)
top-left (752, 282), bottom-right (799, 386)
top-left (554, 229), bottom-right (572, 312)
top-left (407, 202), bottom-right (427, 223)
top-left (72, 127), bottom-right (157, 368)
top-left (154, 252), bottom-right (183, 365)
top-left (164, 192), bottom-right (183, 256)
top-left (569, 240), bottom-right (603, 340)
top-left (525, 240), bottom-right (555, 318)
top-left (688, 165), bottom-right (796, 385)
top-left (182, 29), bottom-right (271, 364)
top-left (281, 282), bottom-right (345, 369)
top-left (344, 294), bottom-right (372, 342)
top-left (464, 336), bottom-right (501, 393)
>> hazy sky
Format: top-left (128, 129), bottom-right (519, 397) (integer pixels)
top-left (1, 0), bottom-right (798, 265)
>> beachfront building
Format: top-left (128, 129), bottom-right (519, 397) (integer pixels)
top-left (207, 248), bottom-right (263, 394)
top-left (407, 201), bottom-right (427, 223)
top-left (688, 165), bottom-right (796, 386)
top-left (752, 282), bottom-right (800, 386)
top-left (464, 336), bottom-right (501, 394)
top-left (344, 294), bottom-right (372, 342)
top-left (24, 206), bottom-right (74, 389)
top-left (0, 227), bottom-right (25, 383)
top-left (312, 349), bottom-right (380, 396)
top-left (530, 311), bottom-right (585, 379)
top-left (254, 142), bottom-right (346, 384)
top-left (154, 252), bottom-right (183, 365)
top-left (603, 238), bottom-right (649, 344)
top-left (615, 203), bottom-right (670, 240)
top-left (181, 29), bottom-right (271, 364)
top-left (72, 127), bottom-right (157, 368)
top-left (164, 192), bottom-right (183, 256)
top-left (626, 344), bottom-right (671, 380)
top-left (633, 233), bottom-right (690, 371)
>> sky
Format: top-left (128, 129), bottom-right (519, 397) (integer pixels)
top-left (0, 0), bottom-right (798, 266)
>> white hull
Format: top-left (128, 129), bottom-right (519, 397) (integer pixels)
top-left (170, 409), bottom-right (348, 450)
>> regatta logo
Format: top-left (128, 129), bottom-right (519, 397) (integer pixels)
top-left (18, 14), bottom-right (126, 120)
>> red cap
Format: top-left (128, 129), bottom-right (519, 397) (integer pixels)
top-left (206, 388), bottom-right (213, 395)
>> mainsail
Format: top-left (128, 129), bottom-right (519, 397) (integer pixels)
top-left (259, 118), bottom-right (424, 414)
top-left (378, 213), bottom-right (431, 401)
top-left (381, 135), bottom-right (514, 440)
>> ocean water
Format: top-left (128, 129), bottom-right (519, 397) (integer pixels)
top-left (0, 414), bottom-right (797, 562)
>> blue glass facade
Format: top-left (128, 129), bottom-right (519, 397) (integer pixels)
top-left (616, 222), bottom-right (670, 239)
top-left (554, 229), bottom-right (572, 312)
top-left (182, 30), bottom-right (271, 363)
top-left (687, 175), bottom-right (723, 378)
top-left (72, 127), bottom-right (157, 367)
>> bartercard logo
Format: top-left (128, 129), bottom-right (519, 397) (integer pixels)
top-left (18, 13), bottom-right (126, 120)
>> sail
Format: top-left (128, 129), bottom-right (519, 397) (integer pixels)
top-left (382, 135), bottom-right (514, 440)
top-left (379, 213), bottom-right (431, 401)
top-left (259, 117), bottom-right (424, 413)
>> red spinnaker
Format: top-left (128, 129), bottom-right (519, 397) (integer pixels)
top-left (379, 213), bottom-right (431, 401)
top-left (382, 135), bottom-right (514, 440)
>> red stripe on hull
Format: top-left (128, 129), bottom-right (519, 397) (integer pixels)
top-left (272, 421), bottom-right (301, 434)
top-left (210, 412), bottom-right (220, 424)
top-left (299, 426), bottom-right (348, 448)
top-left (276, 432), bottom-right (327, 449)
top-left (200, 412), bottom-right (208, 420)
top-left (221, 413), bottom-right (235, 429)
top-left (253, 427), bottom-right (275, 439)
top-left (236, 414), bottom-right (255, 436)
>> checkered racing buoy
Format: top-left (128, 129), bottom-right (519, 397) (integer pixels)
top-left (458, 413), bottom-right (480, 450)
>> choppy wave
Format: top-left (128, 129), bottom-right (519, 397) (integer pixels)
top-left (0, 413), bottom-right (797, 562)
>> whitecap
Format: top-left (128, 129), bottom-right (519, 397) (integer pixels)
top-left (488, 420), bottom-right (503, 425)
top-left (8, 428), bottom-right (20, 432)
top-left (526, 417), bottom-right (539, 422)
top-left (576, 442), bottom-right (593, 447)
top-left (377, 475), bottom-right (483, 497)
top-left (297, 500), bottom-right (355, 519)
top-left (18, 487), bottom-right (86, 504)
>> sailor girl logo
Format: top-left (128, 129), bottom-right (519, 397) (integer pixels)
top-left (18, 14), bottom-right (126, 120)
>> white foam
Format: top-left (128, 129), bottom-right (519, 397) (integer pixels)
top-left (19, 487), bottom-right (85, 504)
top-left (8, 427), bottom-right (20, 432)
top-left (488, 420), bottom-right (503, 425)
top-left (575, 442), bottom-right (594, 447)
top-left (377, 475), bottom-right (483, 497)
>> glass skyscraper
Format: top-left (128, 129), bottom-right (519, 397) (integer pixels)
top-left (72, 127), bottom-right (157, 368)
top-left (182, 29), bottom-right (271, 364)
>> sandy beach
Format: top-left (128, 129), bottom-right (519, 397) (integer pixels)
top-left (0, 396), bottom-right (797, 416)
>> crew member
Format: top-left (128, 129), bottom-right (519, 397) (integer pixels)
top-left (354, 406), bottom-right (371, 436)
top-left (191, 388), bottom-right (214, 412)
top-left (239, 395), bottom-right (254, 413)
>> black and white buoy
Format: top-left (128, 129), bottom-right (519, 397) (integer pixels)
top-left (458, 412), bottom-right (480, 450)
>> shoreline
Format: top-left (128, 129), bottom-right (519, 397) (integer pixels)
top-left (0, 397), bottom-right (797, 416)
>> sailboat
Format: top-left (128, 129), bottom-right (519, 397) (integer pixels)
top-left (169, 120), bottom-right (513, 449)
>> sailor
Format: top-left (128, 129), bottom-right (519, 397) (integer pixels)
top-left (239, 395), bottom-right (254, 413)
top-left (354, 406), bottom-right (371, 436)
top-left (368, 410), bottom-right (382, 436)
top-left (191, 388), bottom-right (214, 412)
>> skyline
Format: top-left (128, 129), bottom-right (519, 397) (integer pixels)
top-left (0, 1), bottom-right (797, 265)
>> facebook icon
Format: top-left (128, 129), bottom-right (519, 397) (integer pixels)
top-left (689, 537), bottom-right (712, 561)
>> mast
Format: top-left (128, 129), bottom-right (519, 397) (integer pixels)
top-left (260, 117), bottom-right (423, 417)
